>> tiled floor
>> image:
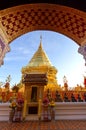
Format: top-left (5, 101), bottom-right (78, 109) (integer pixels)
top-left (0, 120), bottom-right (86, 130)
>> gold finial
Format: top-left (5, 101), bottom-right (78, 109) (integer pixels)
top-left (40, 35), bottom-right (42, 42)
top-left (39, 35), bottom-right (42, 48)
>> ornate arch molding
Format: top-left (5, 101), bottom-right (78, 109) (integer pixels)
top-left (0, 3), bottom-right (86, 65)
top-left (0, 4), bottom-right (86, 45)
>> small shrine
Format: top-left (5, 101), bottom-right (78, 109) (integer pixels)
top-left (22, 73), bottom-right (47, 119)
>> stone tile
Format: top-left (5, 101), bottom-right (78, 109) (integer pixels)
top-left (0, 120), bottom-right (86, 130)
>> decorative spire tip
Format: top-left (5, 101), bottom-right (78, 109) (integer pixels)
top-left (40, 35), bottom-right (42, 42)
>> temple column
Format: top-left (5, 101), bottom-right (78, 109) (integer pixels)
top-left (0, 37), bottom-right (10, 66)
top-left (78, 44), bottom-right (86, 89)
top-left (38, 85), bottom-right (44, 120)
top-left (78, 44), bottom-right (86, 65)
top-left (22, 83), bottom-right (31, 120)
top-left (22, 99), bottom-right (27, 120)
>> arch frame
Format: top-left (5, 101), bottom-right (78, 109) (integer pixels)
top-left (0, 4), bottom-right (86, 45)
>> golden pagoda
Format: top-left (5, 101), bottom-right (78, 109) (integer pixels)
top-left (22, 36), bottom-right (60, 92)
top-left (21, 36), bottom-right (60, 120)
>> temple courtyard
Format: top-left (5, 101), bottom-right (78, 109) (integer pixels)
top-left (0, 120), bottom-right (86, 130)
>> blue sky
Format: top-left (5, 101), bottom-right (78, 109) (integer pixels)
top-left (0, 30), bottom-right (85, 88)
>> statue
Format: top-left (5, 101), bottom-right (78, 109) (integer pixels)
top-left (63, 93), bottom-right (70, 102)
top-left (83, 93), bottom-right (86, 102)
top-left (71, 93), bottom-right (77, 102)
top-left (77, 94), bottom-right (83, 102)
top-left (55, 90), bottom-right (63, 102)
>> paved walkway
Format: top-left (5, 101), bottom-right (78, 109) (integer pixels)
top-left (0, 120), bottom-right (86, 130)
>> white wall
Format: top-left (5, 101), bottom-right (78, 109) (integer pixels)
top-left (0, 102), bottom-right (86, 121)
top-left (55, 102), bottom-right (86, 120)
top-left (0, 103), bottom-right (11, 121)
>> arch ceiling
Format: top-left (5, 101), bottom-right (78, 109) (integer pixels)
top-left (0, 0), bottom-right (86, 65)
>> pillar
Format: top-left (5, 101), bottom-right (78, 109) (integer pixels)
top-left (78, 44), bottom-right (86, 65)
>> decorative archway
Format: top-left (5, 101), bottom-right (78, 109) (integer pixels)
top-left (0, 4), bottom-right (86, 65)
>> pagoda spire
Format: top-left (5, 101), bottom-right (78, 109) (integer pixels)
top-left (40, 35), bottom-right (42, 42)
top-left (39, 35), bottom-right (42, 49)
top-left (27, 36), bottom-right (52, 67)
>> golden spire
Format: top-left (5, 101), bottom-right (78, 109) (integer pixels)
top-left (39, 35), bottom-right (42, 49)
top-left (27, 36), bottom-right (52, 67)
top-left (40, 35), bottom-right (42, 42)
